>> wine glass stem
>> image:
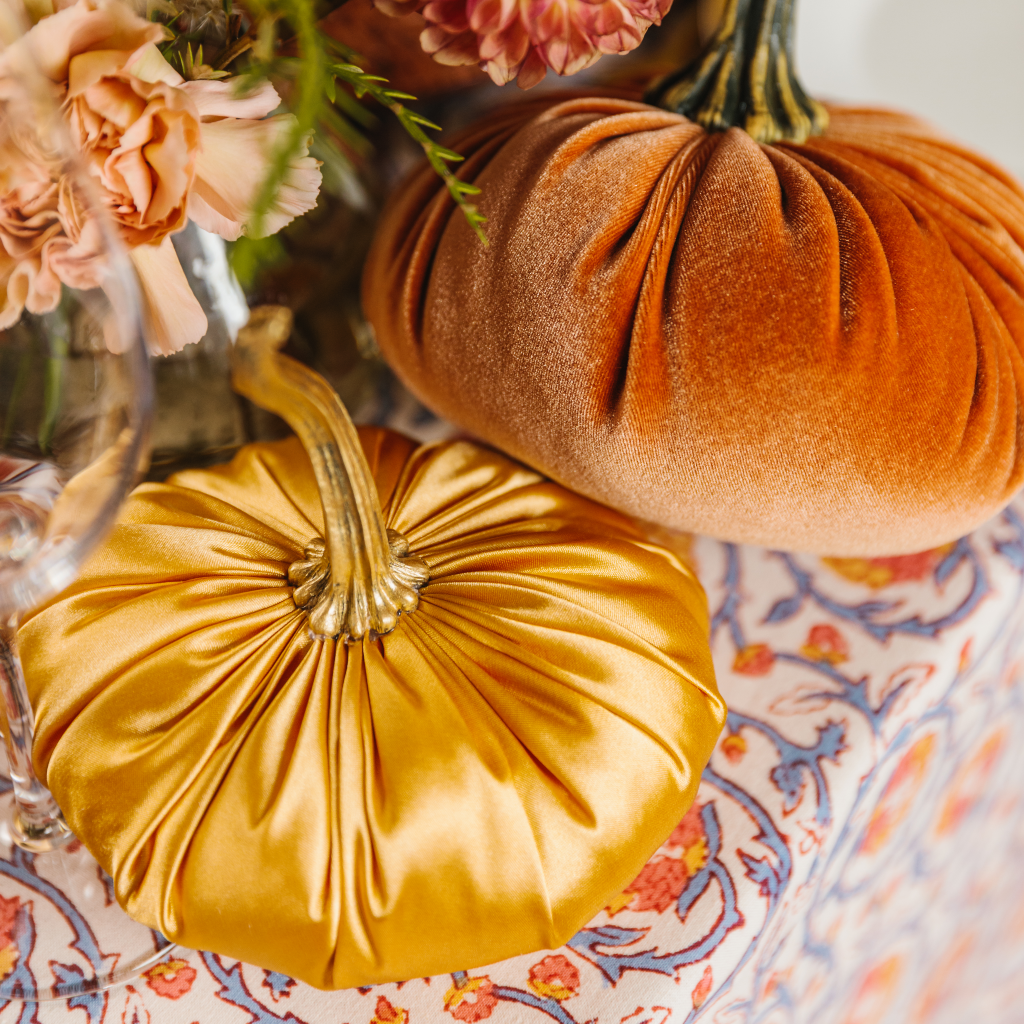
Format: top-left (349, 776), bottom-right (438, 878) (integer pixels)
top-left (0, 621), bottom-right (70, 849)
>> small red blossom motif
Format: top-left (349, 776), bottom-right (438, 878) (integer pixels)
top-left (801, 624), bottom-right (849, 665)
top-left (733, 644), bottom-right (775, 676)
top-left (667, 803), bottom-right (704, 851)
top-left (937, 731), bottom-right (1006, 836)
top-left (691, 965), bottom-right (713, 1009)
top-left (0, 895), bottom-right (20, 981)
top-left (721, 733), bottom-right (747, 764)
top-left (825, 545), bottom-right (954, 590)
top-left (444, 976), bottom-right (498, 1023)
top-left (528, 954), bottom-right (580, 1001)
top-left (861, 735), bottom-right (935, 856)
top-left (615, 803), bottom-right (710, 915)
top-left (373, 996), bottom-right (410, 1024)
top-left (144, 959), bottom-right (197, 1000)
top-left (843, 957), bottom-right (903, 1024)
top-left (623, 856), bottom-right (688, 914)
top-left (0, 895), bottom-right (20, 950)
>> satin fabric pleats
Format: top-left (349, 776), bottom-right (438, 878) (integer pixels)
top-left (19, 429), bottom-right (725, 988)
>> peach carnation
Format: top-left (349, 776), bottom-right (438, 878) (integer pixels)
top-left (0, 179), bottom-right (63, 322)
top-left (0, 0), bottom-right (322, 353)
top-left (377, 0), bottom-right (671, 88)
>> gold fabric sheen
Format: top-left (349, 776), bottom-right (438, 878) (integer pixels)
top-left (363, 97), bottom-right (1024, 556)
top-left (19, 429), bottom-right (725, 989)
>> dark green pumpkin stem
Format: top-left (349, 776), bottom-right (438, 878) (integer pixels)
top-left (645, 0), bottom-right (827, 144)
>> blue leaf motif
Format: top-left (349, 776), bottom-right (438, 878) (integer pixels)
top-left (54, 963), bottom-right (105, 1024)
top-left (200, 953), bottom-right (301, 1023)
top-left (739, 852), bottom-right (782, 900)
top-left (568, 925), bottom-right (649, 952)
top-left (770, 763), bottom-right (805, 812)
top-left (262, 970), bottom-right (295, 1000)
top-left (764, 595), bottom-right (804, 624)
top-left (995, 538), bottom-right (1024, 571)
top-left (853, 600), bottom-right (896, 616)
top-left (935, 543), bottom-right (968, 584)
top-left (817, 721), bottom-right (847, 763)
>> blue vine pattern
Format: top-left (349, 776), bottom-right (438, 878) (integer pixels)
top-left (14, 507), bottom-right (1024, 1024)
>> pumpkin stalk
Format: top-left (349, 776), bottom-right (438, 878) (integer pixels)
top-left (646, 0), bottom-right (827, 144)
top-left (231, 306), bottom-right (429, 641)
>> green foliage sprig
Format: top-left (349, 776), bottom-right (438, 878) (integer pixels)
top-left (152, 0), bottom-right (489, 284)
top-left (326, 48), bottom-right (487, 245)
top-left (238, 0), bottom-right (323, 237)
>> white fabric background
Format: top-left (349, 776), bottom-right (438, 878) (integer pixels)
top-left (797, 0), bottom-right (1024, 182)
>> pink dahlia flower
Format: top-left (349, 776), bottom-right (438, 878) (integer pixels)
top-left (377, 0), bottom-right (671, 88)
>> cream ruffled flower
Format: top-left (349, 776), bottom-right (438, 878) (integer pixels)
top-left (0, 0), bottom-right (322, 353)
top-left (377, 0), bottom-right (671, 88)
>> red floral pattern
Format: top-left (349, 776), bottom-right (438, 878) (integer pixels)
top-left (733, 643), bottom-right (775, 676)
top-left (444, 977), bottom-right (497, 1022)
top-left (11, 501), bottom-right (1024, 1024)
top-left (801, 624), bottom-right (850, 664)
top-left (824, 546), bottom-right (955, 589)
top-left (692, 966), bottom-right (713, 1010)
top-left (861, 735), bottom-right (936, 856)
top-left (528, 955), bottom-right (580, 1000)
top-left (144, 959), bottom-right (198, 1000)
top-left (374, 996), bottom-right (411, 1024)
top-left (721, 733), bottom-right (747, 763)
top-left (0, 895), bottom-right (20, 982)
top-left (613, 803), bottom-right (710, 915)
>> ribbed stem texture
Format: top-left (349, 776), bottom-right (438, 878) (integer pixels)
top-left (230, 306), bottom-right (429, 641)
top-left (646, 0), bottom-right (828, 144)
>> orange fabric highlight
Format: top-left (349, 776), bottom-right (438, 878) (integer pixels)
top-left (363, 97), bottom-right (1024, 555)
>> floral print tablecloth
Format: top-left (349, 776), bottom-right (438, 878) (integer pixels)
top-left (6, 500), bottom-right (1024, 1024)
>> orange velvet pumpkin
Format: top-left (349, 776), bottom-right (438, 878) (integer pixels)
top-left (362, 2), bottom-right (1024, 556)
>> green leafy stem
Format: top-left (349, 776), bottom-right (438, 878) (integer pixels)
top-left (329, 56), bottom-right (487, 244)
top-left (236, 0), bottom-right (325, 241)
top-left (230, 1), bottom-right (487, 264)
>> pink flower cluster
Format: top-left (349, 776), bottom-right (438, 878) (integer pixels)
top-left (376, 0), bottom-right (671, 88)
top-left (0, 0), bottom-right (321, 353)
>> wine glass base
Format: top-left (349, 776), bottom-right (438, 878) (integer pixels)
top-left (0, 788), bottom-right (175, 1002)
top-left (10, 810), bottom-right (74, 854)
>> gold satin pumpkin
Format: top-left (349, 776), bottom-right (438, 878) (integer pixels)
top-left (18, 428), bottom-right (725, 989)
top-left (362, 94), bottom-right (1024, 556)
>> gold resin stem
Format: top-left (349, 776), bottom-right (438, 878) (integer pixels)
top-left (645, 0), bottom-right (827, 144)
top-left (231, 306), bottom-right (429, 640)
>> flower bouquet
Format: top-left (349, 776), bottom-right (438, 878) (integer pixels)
top-left (0, 0), bottom-right (738, 999)
top-left (0, 0), bottom-right (684, 368)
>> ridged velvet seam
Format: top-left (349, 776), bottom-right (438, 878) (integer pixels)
top-left (363, 97), bottom-right (1024, 555)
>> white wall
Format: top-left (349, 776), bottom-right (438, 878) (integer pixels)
top-left (796, 0), bottom-right (1024, 181)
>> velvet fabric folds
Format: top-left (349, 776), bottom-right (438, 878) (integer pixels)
top-left (363, 97), bottom-right (1024, 555)
top-left (18, 428), bottom-right (725, 989)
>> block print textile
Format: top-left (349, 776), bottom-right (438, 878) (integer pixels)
top-left (3, 501), bottom-right (1024, 1023)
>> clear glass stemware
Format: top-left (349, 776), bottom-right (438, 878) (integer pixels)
top-left (0, 26), bottom-right (174, 1002)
